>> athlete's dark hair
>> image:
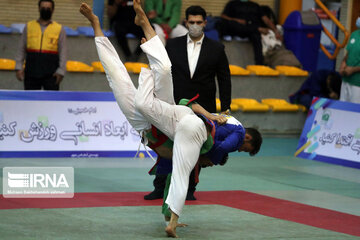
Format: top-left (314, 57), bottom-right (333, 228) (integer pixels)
top-left (245, 128), bottom-right (262, 156)
top-left (38, 0), bottom-right (55, 9)
top-left (327, 72), bottom-right (342, 96)
top-left (185, 6), bottom-right (207, 20)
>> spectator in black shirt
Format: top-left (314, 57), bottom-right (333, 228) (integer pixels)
top-left (218, 0), bottom-right (281, 65)
top-left (107, 0), bottom-right (143, 61)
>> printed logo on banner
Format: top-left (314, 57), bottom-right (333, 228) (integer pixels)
top-left (311, 108), bottom-right (360, 155)
top-left (295, 98), bottom-right (360, 166)
top-left (355, 128), bottom-right (360, 139)
top-left (3, 167), bottom-right (74, 198)
top-left (38, 116), bottom-right (49, 127)
top-left (320, 109), bottom-right (333, 129)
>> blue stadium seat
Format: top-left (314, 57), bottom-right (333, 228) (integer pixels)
top-left (77, 26), bottom-right (94, 37)
top-left (223, 35), bottom-right (232, 41)
top-left (0, 24), bottom-right (12, 34)
top-left (204, 29), bottom-right (219, 41)
top-left (205, 16), bottom-right (220, 31)
top-left (64, 26), bottom-right (79, 36)
top-left (10, 23), bottom-right (25, 33)
top-left (126, 33), bottom-right (136, 39)
top-left (104, 30), bottom-right (114, 37)
top-left (233, 36), bottom-right (249, 41)
top-left (77, 27), bottom-right (120, 38)
top-left (223, 35), bottom-right (249, 42)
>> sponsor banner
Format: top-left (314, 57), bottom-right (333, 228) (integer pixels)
top-left (3, 167), bottom-right (74, 198)
top-left (295, 97), bottom-right (360, 168)
top-left (0, 90), bottom-right (154, 158)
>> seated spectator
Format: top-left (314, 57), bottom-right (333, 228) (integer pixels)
top-left (108, 0), bottom-right (143, 61)
top-left (260, 5), bottom-right (302, 68)
top-left (145, 0), bottom-right (188, 45)
top-left (289, 70), bottom-right (342, 109)
top-left (218, 0), bottom-right (281, 65)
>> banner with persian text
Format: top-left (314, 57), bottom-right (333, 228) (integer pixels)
top-left (295, 97), bottom-right (360, 168)
top-left (0, 90), bottom-right (154, 158)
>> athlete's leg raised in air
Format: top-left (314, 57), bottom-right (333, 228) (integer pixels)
top-left (80, 3), bottom-right (150, 132)
top-left (133, 0), bottom-right (175, 104)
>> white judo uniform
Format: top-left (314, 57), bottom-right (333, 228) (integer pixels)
top-left (95, 35), bottom-right (208, 216)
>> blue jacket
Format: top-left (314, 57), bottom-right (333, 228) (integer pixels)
top-left (206, 115), bottom-right (245, 165)
top-left (289, 70), bottom-right (341, 108)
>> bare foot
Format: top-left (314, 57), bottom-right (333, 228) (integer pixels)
top-left (133, 0), bottom-right (147, 27)
top-left (79, 3), bottom-right (98, 23)
top-left (177, 223), bottom-right (188, 227)
top-left (165, 225), bottom-right (178, 238)
top-left (164, 222), bottom-right (187, 228)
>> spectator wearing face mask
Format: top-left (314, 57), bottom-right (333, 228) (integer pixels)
top-left (339, 14), bottom-right (360, 103)
top-left (143, 5), bottom-right (232, 201)
top-left (15, 0), bottom-right (67, 90)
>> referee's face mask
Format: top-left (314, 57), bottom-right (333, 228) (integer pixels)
top-left (186, 15), bottom-right (206, 38)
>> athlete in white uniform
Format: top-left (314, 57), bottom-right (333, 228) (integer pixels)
top-left (79, 1), bottom-right (228, 237)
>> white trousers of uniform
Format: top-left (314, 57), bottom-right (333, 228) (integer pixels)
top-left (95, 35), bottom-right (207, 216)
top-left (153, 23), bottom-right (188, 45)
top-left (340, 81), bottom-right (360, 104)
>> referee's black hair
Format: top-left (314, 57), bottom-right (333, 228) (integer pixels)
top-left (185, 6), bottom-right (207, 20)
